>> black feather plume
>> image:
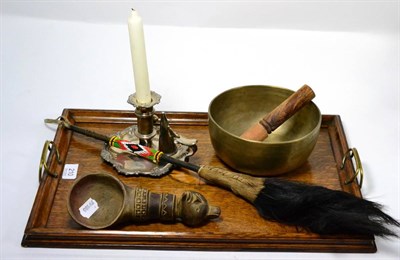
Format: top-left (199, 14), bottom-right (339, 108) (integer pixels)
top-left (254, 178), bottom-right (400, 237)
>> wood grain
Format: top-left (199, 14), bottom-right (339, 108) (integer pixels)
top-left (21, 109), bottom-right (375, 252)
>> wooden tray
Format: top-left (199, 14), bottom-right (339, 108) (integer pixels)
top-left (22, 109), bottom-right (376, 252)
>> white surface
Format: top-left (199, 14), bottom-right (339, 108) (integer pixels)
top-left (1, 1), bottom-right (399, 259)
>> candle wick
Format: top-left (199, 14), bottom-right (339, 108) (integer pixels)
top-left (131, 8), bottom-right (135, 11)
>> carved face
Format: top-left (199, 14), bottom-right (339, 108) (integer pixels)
top-left (180, 191), bottom-right (220, 226)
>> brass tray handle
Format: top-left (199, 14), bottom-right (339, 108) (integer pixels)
top-left (341, 148), bottom-right (364, 188)
top-left (39, 140), bottom-right (61, 182)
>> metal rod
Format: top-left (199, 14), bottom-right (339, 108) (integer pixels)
top-left (67, 124), bottom-right (110, 143)
top-left (159, 153), bottom-right (201, 172)
top-left (46, 117), bottom-right (200, 173)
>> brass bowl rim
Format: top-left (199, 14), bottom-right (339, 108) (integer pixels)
top-left (208, 85), bottom-right (322, 145)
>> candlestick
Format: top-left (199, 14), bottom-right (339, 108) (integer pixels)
top-left (98, 90), bottom-right (199, 176)
top-left (128, 9), bottom-right (151, 104)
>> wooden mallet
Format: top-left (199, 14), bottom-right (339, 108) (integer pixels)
top-left (240, 84), bottom-right (316, 141)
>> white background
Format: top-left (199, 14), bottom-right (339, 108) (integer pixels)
top-left (1, 1), bottom-right (399, 259)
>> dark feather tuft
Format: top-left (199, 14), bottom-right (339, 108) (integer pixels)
top-left (254, 178), bottom-right (400, 237)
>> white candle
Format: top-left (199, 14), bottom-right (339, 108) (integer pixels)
top-left (128, 9), bottom-right (151, 104)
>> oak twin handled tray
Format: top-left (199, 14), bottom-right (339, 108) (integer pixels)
top-left (22, 109), bottom-right (375, 252)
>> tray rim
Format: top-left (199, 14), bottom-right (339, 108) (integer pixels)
top-left (21, 109), bottom-right (376, 253)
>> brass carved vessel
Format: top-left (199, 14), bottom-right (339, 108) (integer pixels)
top-left (208, 85), bottom-right (321, 176)
top-left (67, 173), bottom-right (220, 229)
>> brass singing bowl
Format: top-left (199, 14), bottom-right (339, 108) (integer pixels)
top-left (208, 85), bottom-right (321, 176)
